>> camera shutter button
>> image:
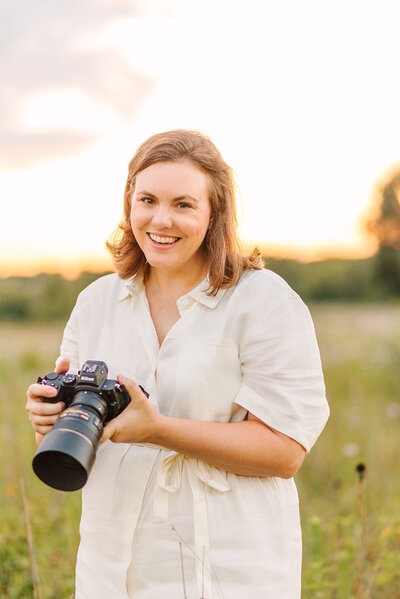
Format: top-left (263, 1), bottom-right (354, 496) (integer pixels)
top-left (46, 372), bottom-right (59, 381)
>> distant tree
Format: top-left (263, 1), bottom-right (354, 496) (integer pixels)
top-left (367, 167), bottom-right (400, 295)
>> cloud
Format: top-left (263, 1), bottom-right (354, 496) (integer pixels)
top-left (0, 0), bottom-right (153, 170)
top-left (0, 130), bottom-right (97, 169)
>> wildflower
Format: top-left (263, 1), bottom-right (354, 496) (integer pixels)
top-left (342, 442), bottom-right (360, 457)
top-left (386, 402), bottom-right (400, 419)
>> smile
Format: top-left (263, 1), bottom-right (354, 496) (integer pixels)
top-left (147, 233), bottom-right (181, 246)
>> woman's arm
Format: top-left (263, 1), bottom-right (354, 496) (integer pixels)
top-left (101, 376), bottom-right (306, 478)
top-left (150, 413), bottom-right (305, 478)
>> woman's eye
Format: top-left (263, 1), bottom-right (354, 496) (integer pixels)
top-left (177, 202), bottom-right (191, 209)
top-left (141, 197), bottom-right (154, 205)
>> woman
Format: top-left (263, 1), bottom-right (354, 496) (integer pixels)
top-left (26, 129), bottom-right (329, 599)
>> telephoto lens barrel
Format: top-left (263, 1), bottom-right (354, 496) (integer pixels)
top-left (32, 391), bottom-right (107, 491)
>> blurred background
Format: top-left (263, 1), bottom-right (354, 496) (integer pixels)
top-left (1, 1), bottom-right (400, 598)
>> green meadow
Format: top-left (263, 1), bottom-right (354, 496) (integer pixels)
top-left (1, 303), bottom-right (400, 598)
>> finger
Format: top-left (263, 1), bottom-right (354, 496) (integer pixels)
top-left (100, 420), bottom-right (117, 445)
top-left (30, 413), bottom-right (60, 427)
top-left (27, 383), bottom-right (59, 402)
top-left (55, 356), bottom-right (70, 374)
top-left (26, 399), bottom-right (65, 416)
top-left (35, 432), bottom-right (45, 446)
top-left (34, 424), bottom-right (55, 435)
top-left (117, 375), bottom-right (147, 401)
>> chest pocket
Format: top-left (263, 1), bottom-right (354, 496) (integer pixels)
top-left (157, 339), bottom-right (241, 422)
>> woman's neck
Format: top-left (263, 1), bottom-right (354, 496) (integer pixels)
top-left (145, 265), bottom-right (207, 299)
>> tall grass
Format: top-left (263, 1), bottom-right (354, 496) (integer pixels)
top-left (0, 323), bottom-right (80, 599)
top-left (299, 302), bottom-right (400, 598)
top-left (1, 303), bottom-right (400, 597)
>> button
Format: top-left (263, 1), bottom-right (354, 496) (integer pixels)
top-left (46, 372), bottom-right (59, 381)
top-left (62, 374), bottom-right (77, 385)
top-left (178, 296), bottom-right (192, 309)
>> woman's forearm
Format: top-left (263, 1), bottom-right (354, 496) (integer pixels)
top-left (147, 415), bottom-right (305, 478)
top-left (101, 378), bottom-right (306, 478)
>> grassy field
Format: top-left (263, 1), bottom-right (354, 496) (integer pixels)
top-left (1, 303), bottom-right (400, 598)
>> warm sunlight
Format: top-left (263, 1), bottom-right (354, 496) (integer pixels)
top-left (20, 88), bottom-right (117, 135)
top-left (2, 0), bottom-right (400, 276)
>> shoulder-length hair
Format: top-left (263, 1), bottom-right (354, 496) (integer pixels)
top-left (106, 129), bottom-right (263, 294)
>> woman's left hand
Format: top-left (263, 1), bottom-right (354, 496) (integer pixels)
top-left (101, 375), bottom-right (163, 445)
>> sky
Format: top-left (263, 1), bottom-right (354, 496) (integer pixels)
top-left (1, 0), bottom-right (400, 276)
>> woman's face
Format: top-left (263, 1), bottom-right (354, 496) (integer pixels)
top-left (130, 160), bottom-right (211, 278)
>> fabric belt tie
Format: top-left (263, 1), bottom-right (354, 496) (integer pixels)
top-left (153, 452), bottom-right (231, 599)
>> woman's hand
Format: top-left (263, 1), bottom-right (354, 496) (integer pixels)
top-left (101, 375), bottom-right (164, 445)
top-left (25, 357), bottom-right (70, 445)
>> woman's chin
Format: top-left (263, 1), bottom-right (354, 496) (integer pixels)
top-left (144, 255), bottom-right (180, 271)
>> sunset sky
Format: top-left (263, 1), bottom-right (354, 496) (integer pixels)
top-left (1, 0), bottom-right (400, 277)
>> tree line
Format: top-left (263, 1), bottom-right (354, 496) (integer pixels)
top-left (0, 252), bottom-right (399, 323)
top-left (1, 164), bottom-right (399, 322)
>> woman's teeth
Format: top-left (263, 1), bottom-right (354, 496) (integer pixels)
top-left (149, 233), bottom-right (179, 244)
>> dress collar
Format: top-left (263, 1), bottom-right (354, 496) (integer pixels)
top-left (116, 275), bottom-right (144, 302)
top-left (186, 277), bottom-right (227, 309)
top-left (116, 275), bottom-right (227, 309)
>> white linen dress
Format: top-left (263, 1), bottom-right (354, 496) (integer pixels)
top-left (59, 269), bottom-right (329, 599)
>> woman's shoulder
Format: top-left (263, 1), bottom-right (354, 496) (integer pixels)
top-left (226, 268), bottom-right (312, 321)
top-left (236, 268), bottom-right (299, 301)
top-left (76, 273), bottom-right (129, 305)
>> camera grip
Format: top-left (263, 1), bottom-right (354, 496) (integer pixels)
top-left (37, 374), bottom-right (65, 404)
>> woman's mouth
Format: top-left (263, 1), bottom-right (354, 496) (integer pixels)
top-left (147, 233), bottom-right (181, 247)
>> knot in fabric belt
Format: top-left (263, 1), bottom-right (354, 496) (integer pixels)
top-left (153, 452), bottom-right (231, 598)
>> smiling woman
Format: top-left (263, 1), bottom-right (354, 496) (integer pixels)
top-left (106, 129), bottom-right (263, 293)
top-left (25, 129), bottom-right (329, 599)
top-left (130, 161), bottom-right (212, 280)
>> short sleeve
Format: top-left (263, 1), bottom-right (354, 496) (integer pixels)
top-left (234, 274), bottom-right (329, 452)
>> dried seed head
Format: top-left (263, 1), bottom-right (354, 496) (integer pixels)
top-left (356, 462), bottom-right (366, 480)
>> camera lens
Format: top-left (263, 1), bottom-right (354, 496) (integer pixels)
top-left (32, 391), bottom-right (106, 491)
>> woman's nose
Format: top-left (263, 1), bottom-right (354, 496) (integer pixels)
top-left (151, 206), bottom-right (173, 228)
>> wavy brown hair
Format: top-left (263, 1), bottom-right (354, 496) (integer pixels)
top-left (106, 129), bottom-right (263, 294)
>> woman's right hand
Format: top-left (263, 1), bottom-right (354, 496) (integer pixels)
top-left (26, 357), bottom-right (70, 445)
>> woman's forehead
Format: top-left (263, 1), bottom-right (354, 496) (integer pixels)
top-left (134, 161), bottom-right (209, 199)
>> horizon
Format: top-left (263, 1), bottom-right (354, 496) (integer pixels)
top-left (2, 1), bottom-right (399, 278)
top-left (0, 238), bottom-right (377, 279)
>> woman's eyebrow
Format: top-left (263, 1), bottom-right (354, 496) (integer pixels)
top-left (135, 189), bottom-right (157, 197)
top-left (174, 195), bottom-right (199, 204)
top-left (135, 190), bottom-right (199, 204)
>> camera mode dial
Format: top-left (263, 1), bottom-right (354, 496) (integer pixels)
top-left (62, 374), bottom-right (77, 386)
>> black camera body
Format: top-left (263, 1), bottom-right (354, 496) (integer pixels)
top-left (32, 360), bottom-right (131, 492)
top-left (38, 360), bottom-right (131, 423)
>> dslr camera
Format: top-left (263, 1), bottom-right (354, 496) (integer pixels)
top-left (32, 360), bottom-right (131, 492)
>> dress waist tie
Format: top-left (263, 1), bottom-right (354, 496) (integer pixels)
top-left (153, 453), bottom-right (231, 599)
